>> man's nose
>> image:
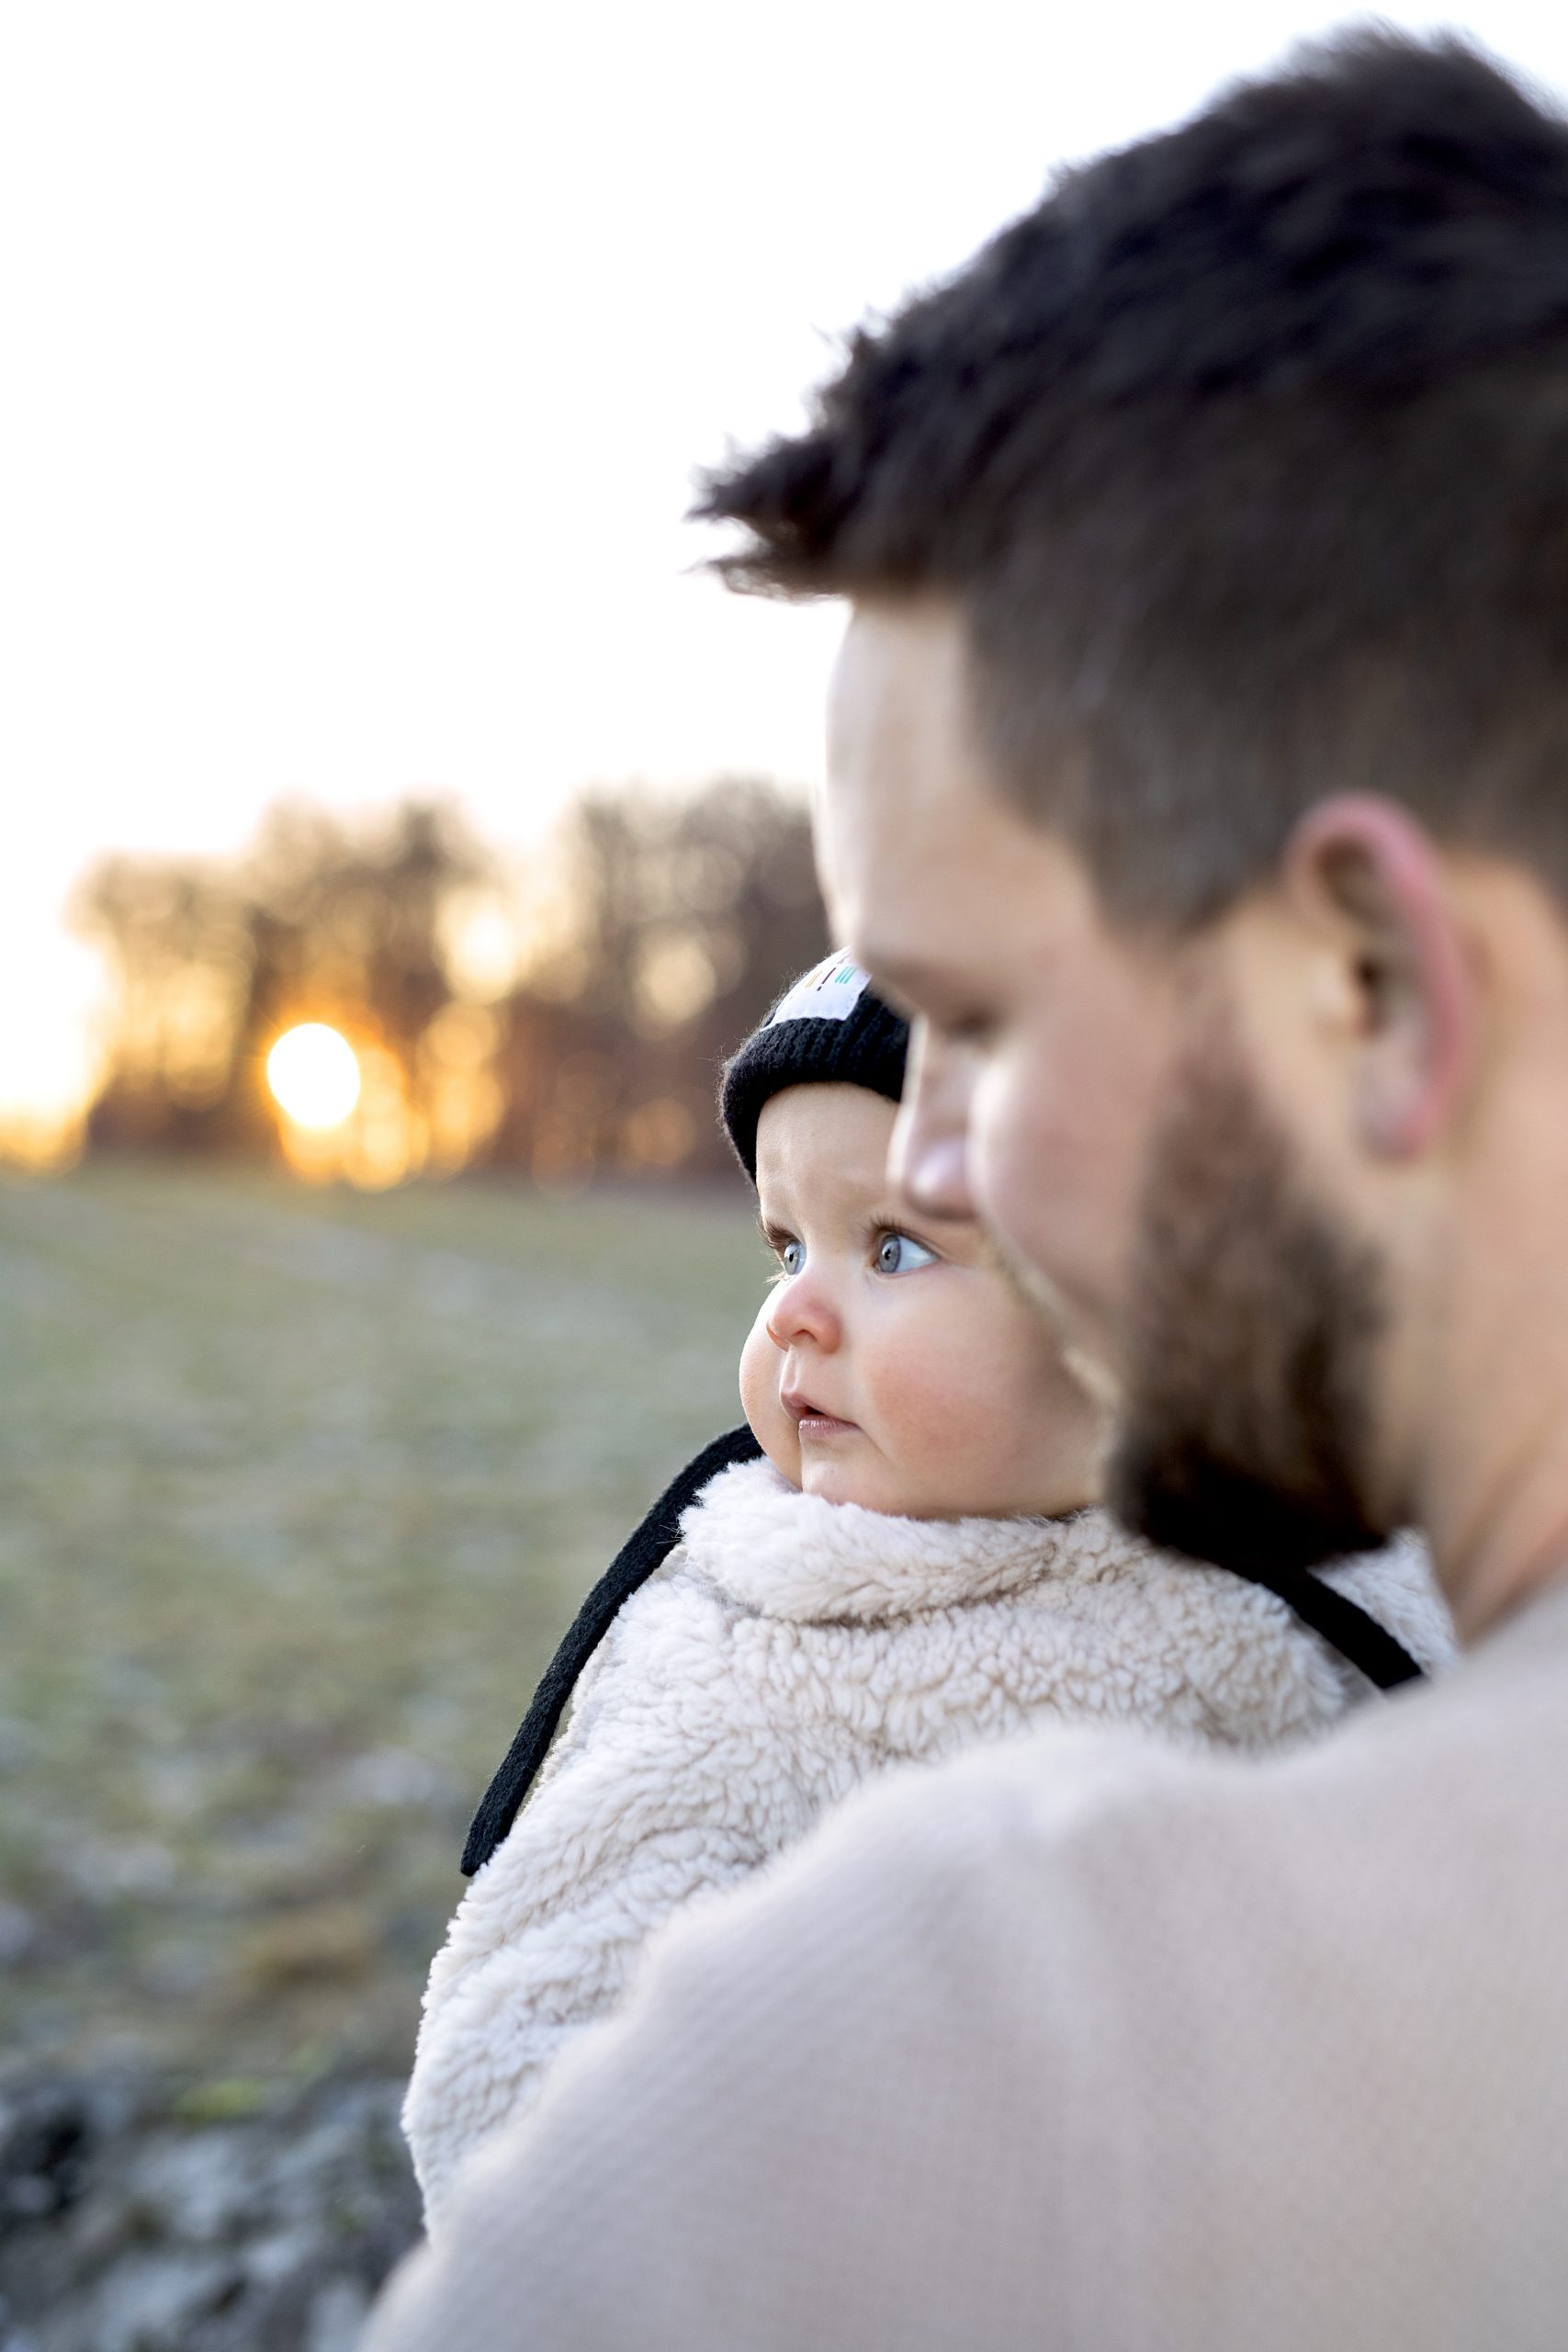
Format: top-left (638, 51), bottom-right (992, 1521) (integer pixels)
top-left (765, 1266), bottom-right (842, 1353)
top-left (889, 1021), bottom-right (976, 1216)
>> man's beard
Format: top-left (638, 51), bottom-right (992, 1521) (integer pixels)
top-left (1109, 1023), bottom-right (1390, 1577)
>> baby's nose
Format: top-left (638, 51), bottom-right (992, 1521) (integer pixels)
top-left (765, 1269), bottom-right (842, 1352)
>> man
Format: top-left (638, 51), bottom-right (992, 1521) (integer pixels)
top-left (367, 30), bottom-right (1568, 2346)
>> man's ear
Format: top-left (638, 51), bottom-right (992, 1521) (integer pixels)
top-left (1284, 795), bottom-right (1476, 1159)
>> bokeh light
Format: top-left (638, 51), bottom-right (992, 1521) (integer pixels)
top-left (265, 1023), bottom-right (362, 1130)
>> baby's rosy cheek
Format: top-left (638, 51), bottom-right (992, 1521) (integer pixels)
top-left (871, 1350), bottom-right (987, 1464)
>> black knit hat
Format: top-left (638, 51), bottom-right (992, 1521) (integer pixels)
top-left (720, 952), bottom-right (908, 1181)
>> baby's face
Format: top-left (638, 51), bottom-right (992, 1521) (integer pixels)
top-left (739, 1083), bottom-right (1110, 1519)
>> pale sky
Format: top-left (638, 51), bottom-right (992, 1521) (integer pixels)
top-left (5, 0), bottom-right (1568, 1129)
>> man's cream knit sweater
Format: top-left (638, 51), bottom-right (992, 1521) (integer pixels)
top-left (368, 1568), bottom-right (1568, 2352)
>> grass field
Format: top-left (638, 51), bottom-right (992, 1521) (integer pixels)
top-left (0, 1163), bottom-right (763, 2092)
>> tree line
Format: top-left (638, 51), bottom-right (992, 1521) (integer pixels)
top-left (73, 781), bottom-right (826, 1187)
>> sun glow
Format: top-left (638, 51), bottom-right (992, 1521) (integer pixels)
top-left (266, 1023), bottom-right (362, 1130)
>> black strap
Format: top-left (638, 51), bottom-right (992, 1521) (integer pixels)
top-left (461, 1424), bottom-right (764, 1876)
top-left (1224, 1555), bottom-right (1425, 1690)
top-left (461, 1427), bottom-right (1423, 1877)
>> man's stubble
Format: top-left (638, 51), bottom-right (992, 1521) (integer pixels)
top-left (1109, 1012), bottom-right (1391, 1577)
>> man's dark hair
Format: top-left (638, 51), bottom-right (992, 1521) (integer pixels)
top-left (696, 30), bottom-right (1568, 924)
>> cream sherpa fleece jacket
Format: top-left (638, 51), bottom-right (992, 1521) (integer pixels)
top-left (403, 1456), bottom-right (1453, 2230)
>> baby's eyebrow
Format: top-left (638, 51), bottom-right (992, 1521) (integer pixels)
top-left (870, 1199), bottom-right (974, 1236)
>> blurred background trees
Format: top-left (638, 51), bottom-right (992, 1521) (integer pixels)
top-left (73, 781), bottom-right (826, 1187)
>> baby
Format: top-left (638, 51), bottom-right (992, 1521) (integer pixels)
top-left (403, 955), bottom-right (1453, 2232)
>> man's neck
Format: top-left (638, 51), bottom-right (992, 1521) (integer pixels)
top-left (1411, 875), bottom-right (1568, 1640)
top-left (1424, 1371), bottom-right (1568, 1643)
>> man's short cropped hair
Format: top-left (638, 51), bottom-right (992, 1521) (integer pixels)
top-left (697, 31), bottom-right (1568, 926)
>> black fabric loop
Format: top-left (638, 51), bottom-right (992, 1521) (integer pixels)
top-left (1219, 1555), bottom-right (1425, 1690)
top-left (461, 1428), bottom-right (1425, 1878)
top-left (460, 1425), bottom-right (763, 1877)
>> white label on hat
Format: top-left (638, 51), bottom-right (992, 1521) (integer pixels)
top-left (766, 951), bottom-right (870, 1026)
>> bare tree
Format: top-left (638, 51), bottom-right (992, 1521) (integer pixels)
top-left (75, 801), bottom-right (489, 1159)
top-left (74, 781), bottom-right (825, 1183)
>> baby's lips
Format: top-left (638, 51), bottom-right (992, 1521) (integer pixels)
top-left (782, 1386), bottom-right (857, 1430)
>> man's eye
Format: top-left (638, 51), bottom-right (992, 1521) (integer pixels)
top-left (942, 1012), bottom-right (997, 1049)
top-left (874, 1231), bottom-right (937, 1276)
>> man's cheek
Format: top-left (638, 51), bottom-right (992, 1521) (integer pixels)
top-left (970, 1071), bottom-right (1118, 1329)
top-left (969, 1069), bottom-right (1061, 1276)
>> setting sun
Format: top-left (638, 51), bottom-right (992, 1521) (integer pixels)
top-left (266, 1023), bottom-right (362, 1130)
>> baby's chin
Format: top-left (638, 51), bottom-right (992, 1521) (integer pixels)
top-left (756, 1428), bottom-right (954, 1518)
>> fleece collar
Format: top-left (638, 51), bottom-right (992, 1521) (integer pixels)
top-left (679, 1454), bottom-right (1151, 1624)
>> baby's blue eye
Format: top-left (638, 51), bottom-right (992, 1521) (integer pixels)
top-left (778, 1238), bottom-right (806, 1277)
top-left (875, 1231), bottom-right (937, 1276)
